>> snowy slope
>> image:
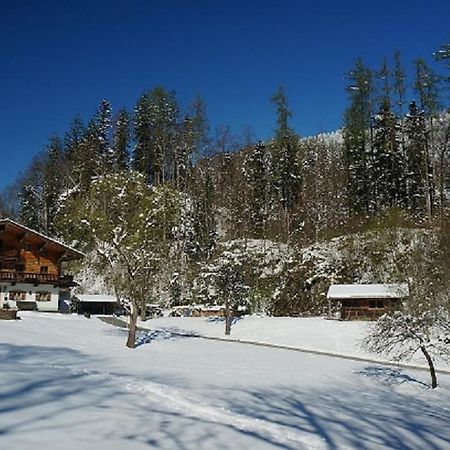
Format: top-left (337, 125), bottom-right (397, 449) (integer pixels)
top-left (0, 313), bottom-right (449, 449)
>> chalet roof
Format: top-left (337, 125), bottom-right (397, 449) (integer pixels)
top-left (327, 283), bottom-right (409, 300)
top-left (0, 218), bottom-right (84, 260)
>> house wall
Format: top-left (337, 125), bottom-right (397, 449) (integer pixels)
top-left (0, 283), bottom-right (60, 312)
top-left (336, 297), bottom-right (401, 320)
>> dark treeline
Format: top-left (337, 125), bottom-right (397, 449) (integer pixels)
top-left (1, 42), bottom-right (449, 250)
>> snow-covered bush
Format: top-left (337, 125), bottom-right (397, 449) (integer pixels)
top-left (364, 308), bottom-right (450, 388)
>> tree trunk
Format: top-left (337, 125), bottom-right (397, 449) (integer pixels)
top-left (126, 305), bottom-right (138, 349)
top-left (225, 300), bottom-right (232, 335)
top-left (420, 345), bottom-right (438, 389)
top-left (140, 298), bottom-right (147, 322)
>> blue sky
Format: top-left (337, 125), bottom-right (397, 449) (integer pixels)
top-left (1, 0), bottom-right (449, 190)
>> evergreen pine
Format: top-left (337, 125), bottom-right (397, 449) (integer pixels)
top-left (112, 108), bottom-right (131, 171)
top-left (343, 58), bottom-right (375, 215)
top-left (270, 86), bottom-right (302, 238)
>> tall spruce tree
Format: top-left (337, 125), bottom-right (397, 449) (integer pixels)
top-left (133, 92), bottom-right (153, 179)
top-left (187, 165), bottom-right (217, 261)
top-left (393, 51), bottom-right (406, 117)
top-left (243, 141), bottom-right (271, 237)
top-left (133, 87), bottom-right (179, 184)
top-left (174, 115), bottom-right (194, 190)
top-left (343, 58), bottom-right (375, 215)
top-left (112, 108), bottom-right (131, 171)
top-left (404, 101), bottom-right (428, 215)
top-left (190, 94), bottom-right (210, 160)
top-left (372, 98), bottom-right (404, 210)
top-left (43, 136), bottom-right (64, 234)
top-left (414, 59), bottom-right (440, 116)
top-left (270, 86), bottom-right (302, 238)
top-left (93, 99), bottom-right (113, 174)
top-left (19, 154), bottom-right (46, 231)
top-left (414, 59), bottom-right (439, 218)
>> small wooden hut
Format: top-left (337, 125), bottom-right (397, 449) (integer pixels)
top-left (327, 284), bottom-right (409, 320)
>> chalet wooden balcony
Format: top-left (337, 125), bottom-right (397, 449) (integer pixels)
top-left (0, 270), bottom-right (75, 286)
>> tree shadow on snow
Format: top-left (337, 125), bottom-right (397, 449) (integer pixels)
top-left (135, 328), bottom-right (200, 347)
top-left (0, 343), bottom-right (119, 437)
top-left (218, 381), bottom-right (450, 449)
top-left (356, 366), bottom-right (429, 388)
top-left (205, 316), bottom-right (242, 325)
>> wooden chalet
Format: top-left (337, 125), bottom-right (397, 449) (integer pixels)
top-left (0, 218), bottom-right (84, 312)
top-left (327, 283), bottom-right (409, 320)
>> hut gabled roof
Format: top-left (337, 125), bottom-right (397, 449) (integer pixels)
top-left (327, 283), bottom-right (409, 300)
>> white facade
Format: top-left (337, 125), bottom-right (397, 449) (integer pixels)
top-left (0, 283), bottom-right (61, 312)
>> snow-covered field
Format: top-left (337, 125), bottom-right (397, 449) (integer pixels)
top-left (1, 313), bottom-right (450, 450)
top-left (143, 315), bottom-right (450, 370)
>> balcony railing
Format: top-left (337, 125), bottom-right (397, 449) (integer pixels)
top-left (0, 270), bottom-right (70, 285)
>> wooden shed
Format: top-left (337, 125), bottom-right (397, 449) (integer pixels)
top-left (327, 284), bottom-right (409, 320)
top-left (73, 294), bottom-right (118, 315)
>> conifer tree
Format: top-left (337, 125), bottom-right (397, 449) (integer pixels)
top-left (404, 101), bottom-right (428, 215)
top-left (243, 141), bottom-right (271, 237)
top-left (190, 94), bottom-right (210, 160)
top-left (270, 86), bottom-right (302, 238)
top-left (187, 166), bottom-right (217, 261)
top-left (112, 108), bottom-right (131, 171)
top-left (64, 116), bottom-right (86, 162)
top-left (372, 98), bottom-right (404, 210)
top-left (343, 58), bottom-right (375, 215)
top-left (174, 115), bottom-right (194, 190)
top-left (133, 87), bottom-right (179, 184)
top-left (43, 135), bottom-right (64, 234)
top-left (133, 92), bottom-right (153, 178)
top-left (414, 60), bottom-right (439, 218)
top-left (19, 154), bottom-right (46, 230)
top-left (393, 51), bottom-right (406, 117)
top-left (93, 99), bottom-right (113, 173)
top-left (414, 59), bottom-right (440, 116)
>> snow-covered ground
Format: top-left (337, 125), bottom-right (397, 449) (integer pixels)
top-left (143, 315), bottom-right (450, 370)
top-left (1, 313), bottom-right (450, 449)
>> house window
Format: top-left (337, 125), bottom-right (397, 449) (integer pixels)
top-left (9, 291), bottom-right (26, 301)
top-left (36, 292), bottom-right (51, 302)
top-left (24, 243), bottom-right (32, 251)
top-left (40, 266), bottom-right (48, 274)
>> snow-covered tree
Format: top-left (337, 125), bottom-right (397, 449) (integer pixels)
top-left (199, 250), bottom-right (250, 335)
top-left (364, 308), bottom-right (450, 388)
top-left (78, 172), bottom-right (181, 348)
top-left (364, 230), bottom-right (450, 388)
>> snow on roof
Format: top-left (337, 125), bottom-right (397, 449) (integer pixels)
top-left (327, 284), bottom-right (409, 300)
top-left (75, 294), bottom-right (117, 303)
